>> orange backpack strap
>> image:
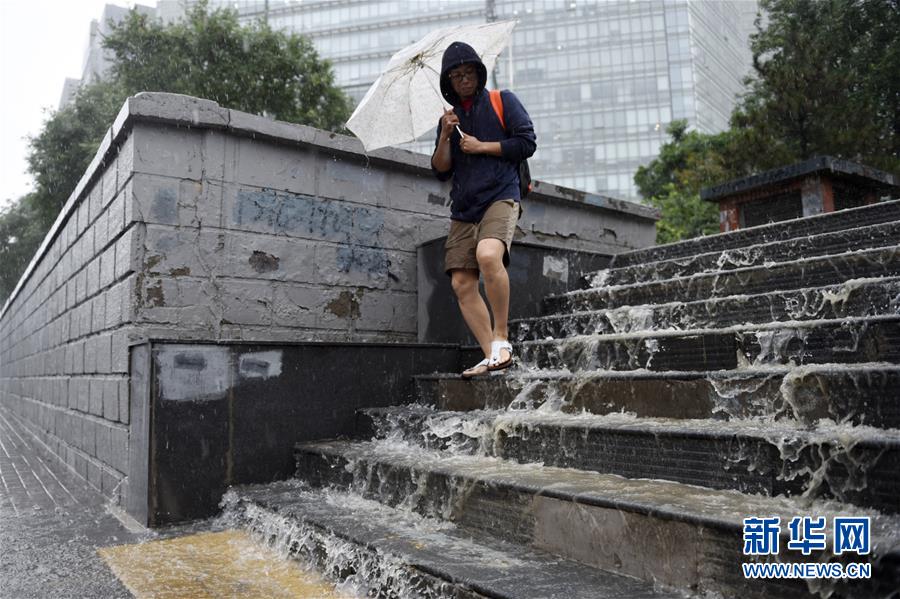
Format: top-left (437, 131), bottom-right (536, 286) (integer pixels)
top-left (489, 89), bottom-right (506, 131)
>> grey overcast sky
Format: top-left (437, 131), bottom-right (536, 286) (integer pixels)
top-left (1, 0), bottom-right (133, 211)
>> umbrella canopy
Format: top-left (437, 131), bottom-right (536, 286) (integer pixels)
top-left (346, 20), bottom-right (516, 152)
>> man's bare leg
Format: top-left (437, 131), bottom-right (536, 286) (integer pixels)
top-left (476, 238), bottom-right (511, 363)
top-left (451, 269), bottom-right (494, 364)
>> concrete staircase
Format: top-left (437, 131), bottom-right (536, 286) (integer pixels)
top-left (226, 200), bottom-right (900, 598)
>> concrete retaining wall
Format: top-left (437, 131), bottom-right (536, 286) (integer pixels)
top-left (0, 92), bottom-right (657, 508)
top-left (0, 136), bottom-right (134, 499)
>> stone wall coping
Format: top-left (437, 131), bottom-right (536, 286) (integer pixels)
top-left (115, 92), bottom-right (657, 221)
top-left (137, 338), bottom-right (460, 349)
top-left (1, 91), bottom-right (656, 318)
top-left (701, 155), bottom-right (900, 203)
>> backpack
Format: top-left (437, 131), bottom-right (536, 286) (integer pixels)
top-left (488, 89), bottom-right (533, 199)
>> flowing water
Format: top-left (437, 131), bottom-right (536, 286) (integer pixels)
top-left (210, 222), bottom-right (900, 597)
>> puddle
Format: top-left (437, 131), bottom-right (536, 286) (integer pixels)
top-left (99, 529), bottom-right (353, 598)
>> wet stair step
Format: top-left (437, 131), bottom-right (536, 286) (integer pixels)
top-left (357, 406), bottom-right (900, 513)
top-left (292, 439), bottom-right (900, 599)
top-left (518, 316), bottom-right (900, 372)
top-left (596, 220), bottom-right (900, 287)
top-left (610, 199), bottom-right (900, 268)
top-left (511, 277), bottom-right (900, 342)
top-left (412, 365), bottom-right (900, 428)
top-left (543, 246), bottom-right (900, 314)
top-left (228, 481), bottom-right (673, 599)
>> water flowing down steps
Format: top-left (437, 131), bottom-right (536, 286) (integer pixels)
top-left (517, 316), bottom-right (900, 372)
top-left (414, 365), bottom-right (900, 427)
top-left (602, 220), bottom-right (900, 286)
top-left (285, 439), bottom-right (898, 599)
top-left (227, 198), bottom-right (900, 598)
top-left (545, 245), bottom-right (900, 312)
top-left (356, 406), bottom-right (900, 512)
top-left (511, 277), bottom-right (900, 341)
top-left (610, 198), bottom-right (900, 267)
top-left (225, 481), bottom-right (673, 599)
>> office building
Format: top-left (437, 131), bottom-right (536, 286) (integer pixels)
top-left (191, 0), bottom-right (760, 200)
top-left (59, 1), bottom-right (180, 109)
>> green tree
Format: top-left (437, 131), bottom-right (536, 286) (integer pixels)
top-left (2, 1), bottom-right (351, 304)
top-left (637, 0), bottom-right (900, 244)
top-left (634, 121), bottom-right (744, 244)
top-left (103, 1), bottom-right (350, 130)
top-left (732, 0), bottom-right (900, 173)
top-left (1, 81), bottom-right (125, 307)
top-left (0, 195), bottom-right (45, 304)
top-left (26, 79), bottom-right (127, 229)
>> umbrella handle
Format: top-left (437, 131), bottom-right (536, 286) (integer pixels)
top-left (455, 125), bottom-right (465, 138)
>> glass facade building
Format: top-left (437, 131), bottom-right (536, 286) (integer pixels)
top-left (191, 0), bottom-right (758, 200)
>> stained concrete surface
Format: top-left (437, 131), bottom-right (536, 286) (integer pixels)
top-left (100, 530), bottom-right (348, 598)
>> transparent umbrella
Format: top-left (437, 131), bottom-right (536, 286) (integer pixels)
top-left (346, 20), bottom-right (517, 152)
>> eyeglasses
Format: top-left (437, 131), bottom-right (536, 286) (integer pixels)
top-left (449, 68), bottom-right (477, 83)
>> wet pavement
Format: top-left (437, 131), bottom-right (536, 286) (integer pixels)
top-left (0, 408), bottom-right (138, 598)
top-left (0, 407), bottom-right (344, 598)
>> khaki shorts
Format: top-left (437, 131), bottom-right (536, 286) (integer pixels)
top-left (445, 199), bottom-right (520, 274)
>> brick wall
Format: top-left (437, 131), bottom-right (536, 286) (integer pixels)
top-left (0, 145), bottom-right (135, 499)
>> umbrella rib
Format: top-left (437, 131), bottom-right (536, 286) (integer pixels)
top-left (405, 70), bottom-right (418, 141)
top-left (424, 68), bottom-right (445, 106)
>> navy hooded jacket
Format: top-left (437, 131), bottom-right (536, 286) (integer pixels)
top-left (432, 41), bottom-right (537, 223)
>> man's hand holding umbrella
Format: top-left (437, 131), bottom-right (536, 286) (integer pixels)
top-left (440, 108), bottom-right (460, 142)
top-left (437, 107), bottom-right (503, 158)
top-left (459, 134), bottom-right (503, 156)
top-left (443, 108), bottom-right (504, 156)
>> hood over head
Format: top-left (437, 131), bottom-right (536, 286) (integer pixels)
top-left (440, 41), bottom-right (487, 106)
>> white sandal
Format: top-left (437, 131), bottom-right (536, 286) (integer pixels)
top-left (488, 340), bottom-right (514, 371)
top-left (461, 357), bottom-right (491, 379)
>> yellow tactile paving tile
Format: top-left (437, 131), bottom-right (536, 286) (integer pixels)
top-left (98, 529), bottom-right (354, 598)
